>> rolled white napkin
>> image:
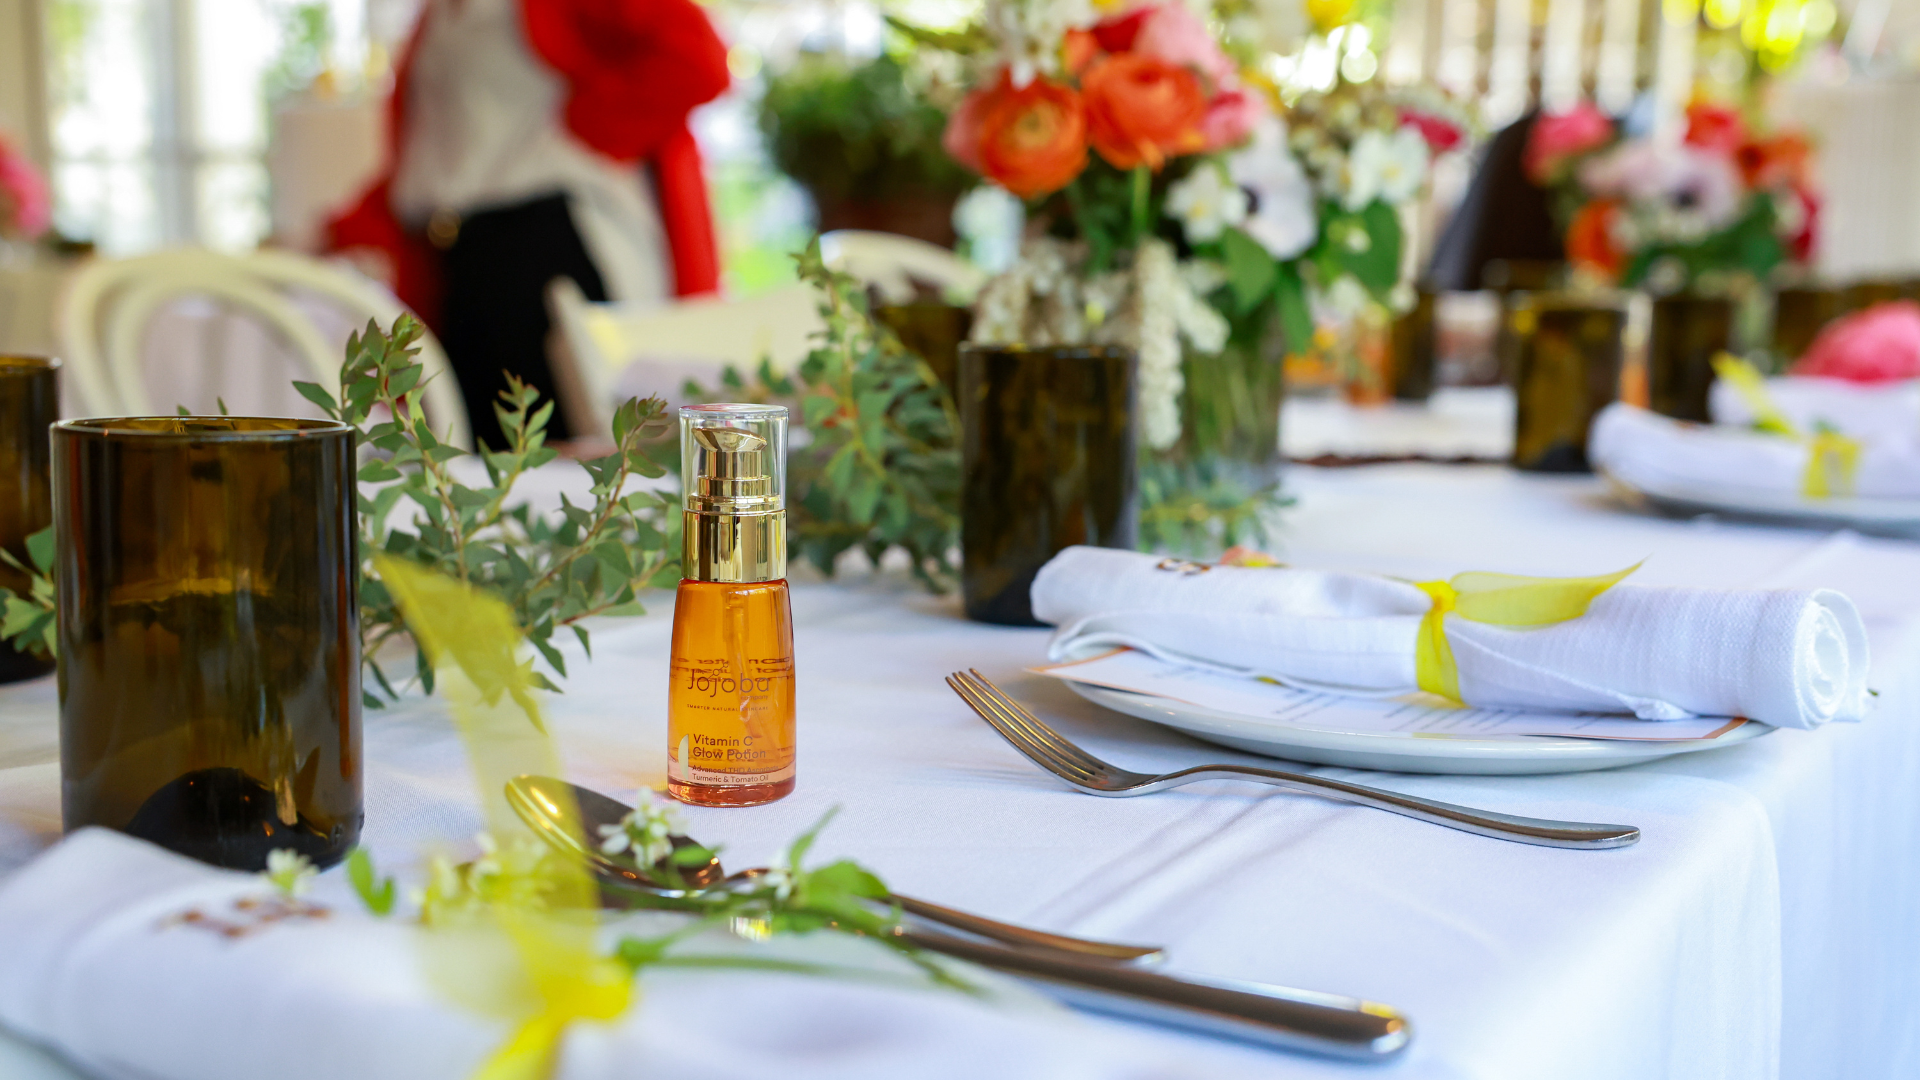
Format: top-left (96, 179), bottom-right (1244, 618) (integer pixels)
top-left (1709, 375), bottom-right (1920, 440)
top-left (0, 829), bottom-right (1158, 1080)
top-left (1589, 402), bottom-right (1920, 501)
top-left (1032, 546), bottom-right (1870, 730)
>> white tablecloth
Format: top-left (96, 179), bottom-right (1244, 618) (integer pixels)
top-left (2, 464), bottom-right (1918, 1079)
top-left (1281, 388), bottom-right (1513, 460)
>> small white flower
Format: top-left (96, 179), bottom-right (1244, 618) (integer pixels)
top-left (1167, 164), bottom-right (1250, 245)
top-left (986, 0), bottom-right (1095, 85)
top-left (264, 849), bottom-right (316, 899)
top-left (1316, 275), bottom-right (1376, 325)
top-left (762, 865), bottom-right (796, 903)
top-left (597, 789), bottom-right (684, 866)
top-left (1344, 127), bottom-right (1429, 212)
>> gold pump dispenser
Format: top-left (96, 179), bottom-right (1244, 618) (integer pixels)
top-left (682, 412), bottom-right (786, 582)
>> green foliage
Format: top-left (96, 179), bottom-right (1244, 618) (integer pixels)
top-left (0, 524), bottom-right (56, 659)
top-left (758, 54), bottom-right (973, 207)
top-left (347, 847), bottom-right (396, 916)
top-left (688, 241), bottom-right (961, 590)
top-left (263, 1), bottom-right (333, 102)
top-left (1621, 197), bottom-right (1785, 289)
top-left (611, 807), bottom-right (972, 992)
top-left (296, 315), bottom-right (681, 705)
top-left (1315, 200), bottom-right (1404, 299)
top-left (1137, 455), bottom-right (1292, 556)
top-left (1194, 195), bottom-right (1404, 378)
top-left (1058, 157), bottom-right (1171, 275)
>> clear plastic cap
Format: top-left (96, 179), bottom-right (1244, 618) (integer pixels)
top-left (680, 403), bottom-right (787, 515)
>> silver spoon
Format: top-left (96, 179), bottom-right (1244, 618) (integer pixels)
top-left (505, 774), bottom-right (1167, 965)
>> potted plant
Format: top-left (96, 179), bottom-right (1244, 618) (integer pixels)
top-left (757, 53), bottom-right (977, 247)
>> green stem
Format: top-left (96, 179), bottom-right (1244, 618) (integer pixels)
top-left (1130, 166), bottom-right (1150, 249)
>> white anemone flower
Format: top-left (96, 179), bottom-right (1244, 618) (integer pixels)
top-left (1228, 118), bottom-right (1318, 260)
top-left (1343, 127), bottom-right (1430, 212)
top-left (1166, 164), bottom-right (1250, 244)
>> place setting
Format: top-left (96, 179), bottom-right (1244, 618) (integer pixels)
top-left (2, 2), bottom-right (1919, 1080)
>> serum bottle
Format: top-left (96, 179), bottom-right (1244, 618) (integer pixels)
top-left (668, 404), bottom-right (795, 806)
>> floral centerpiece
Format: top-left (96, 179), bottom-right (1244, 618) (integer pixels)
top-left (1526, 100), bottom-right (1817, 292)
top-left (929, 0), bottom-right (1463, 479)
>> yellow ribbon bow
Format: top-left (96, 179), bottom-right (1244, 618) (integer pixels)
top-left (1413, 564), bottom-right (1641, 703)
top-left (1711, 353), bottom-right (1863, 499)
top-left (379, 558), bottom-right (633, 1080)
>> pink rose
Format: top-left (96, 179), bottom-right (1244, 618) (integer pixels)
top-left (1792, 301), bottom-right (1920, 383)
top-left (1524, 103), bottom-right (1614, 184)
top-left (0, 137), bottom-right (49, 240)
top-left (1199, 86), bottom-right (1266, 151)
top-left (1399, 109), bottom-right (1463, 154)
top-left (1133, 3), bottom-right (1237, 88)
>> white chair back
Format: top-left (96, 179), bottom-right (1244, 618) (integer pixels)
top-left (546, 278), bottom-right (823, 435)
top-left (818, 229), bottom-right (986, 304)
top-left (57, 249), bottom-right (471, 449)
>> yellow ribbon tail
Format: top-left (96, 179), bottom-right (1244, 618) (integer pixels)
top-left (473, 1013), bottom-right (568, 1080)
top-left (1711, 353), bottom-right (1797, 437)
top-left (1447, 563), bottom-right (1642, 626)
top-left (376, 558), bottom-right (635, 1080)
top-left (1412, 563), bottom-right (1642, 704)
top-left (472, 960), bottom-right (633, 1080)
top-left (1802, 431), bottom-right (1862, 500)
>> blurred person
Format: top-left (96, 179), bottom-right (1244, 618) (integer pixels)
top-left (329, 0), bottom-right (730, 448)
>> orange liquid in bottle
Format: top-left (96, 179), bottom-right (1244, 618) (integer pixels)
top-left (666, 578), bottom-right (796, 806)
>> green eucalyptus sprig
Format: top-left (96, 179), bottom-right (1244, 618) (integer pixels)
top-left (296, 315), bottom-right (682, 704)
top-left (691, 241), bottom-right (961, 590)
top-left (0, 525), bottom-right (55, 660)
top-left (346, 805), bottom-right (971, 992)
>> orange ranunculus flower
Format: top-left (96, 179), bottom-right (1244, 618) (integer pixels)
top-left (1081, 53), bottom-right (1206, 171)
top-left (1736, 133), bottom-right (1811, 191)
top-left (959, 73), bottom-right (1089, 198)
top-left (1063, 28), bottom-right (1101, 75)
top-left (1566, 198), bottom-right (1626, 281)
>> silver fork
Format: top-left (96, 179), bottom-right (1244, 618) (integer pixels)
top-left (947, 670), bottom-right (1639, 850)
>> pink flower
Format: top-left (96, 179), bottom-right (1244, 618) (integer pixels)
top-left (1199, 86), bottom-right (1266, 151)
top-left (1399, 109), bottom-right (1462, 154)
top-left (1524, 103), bottom-right (1614, 184)
top-left (1133, 3), bottom-right (1237, 88)
top-left (1792, 301), bottom-right (1920, 383)
top-left (0, 137), bottom-right (49, 240)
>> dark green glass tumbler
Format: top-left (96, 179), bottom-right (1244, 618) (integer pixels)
top-left (0, 355), bottom-right (57, 684)
top-left (53, 417), bottom-right (361, 869)
top-left (1647, 294), bottom-right (1734, 423)
top-left (960, 344), bottom-right (1137, 625)
top-left (1508, 292), bottom-right (1639, 473)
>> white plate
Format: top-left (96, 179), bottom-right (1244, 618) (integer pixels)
top-left (1066, 682), bottom-right (1773, 775)
top-left (1602, 470), bottom-right (1920, 539)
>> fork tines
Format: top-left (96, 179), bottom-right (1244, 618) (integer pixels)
top-left (946, 669), bottom-right (1116, 791)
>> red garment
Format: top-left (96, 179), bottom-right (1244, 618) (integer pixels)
top-left (326, 0), bottom-right (730, 329)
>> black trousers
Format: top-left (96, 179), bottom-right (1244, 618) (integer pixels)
top-left (439, 193), bottom-right (607, 449)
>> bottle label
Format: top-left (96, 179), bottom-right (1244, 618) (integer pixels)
top-left (668, 733), bottom-right (796, 787)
